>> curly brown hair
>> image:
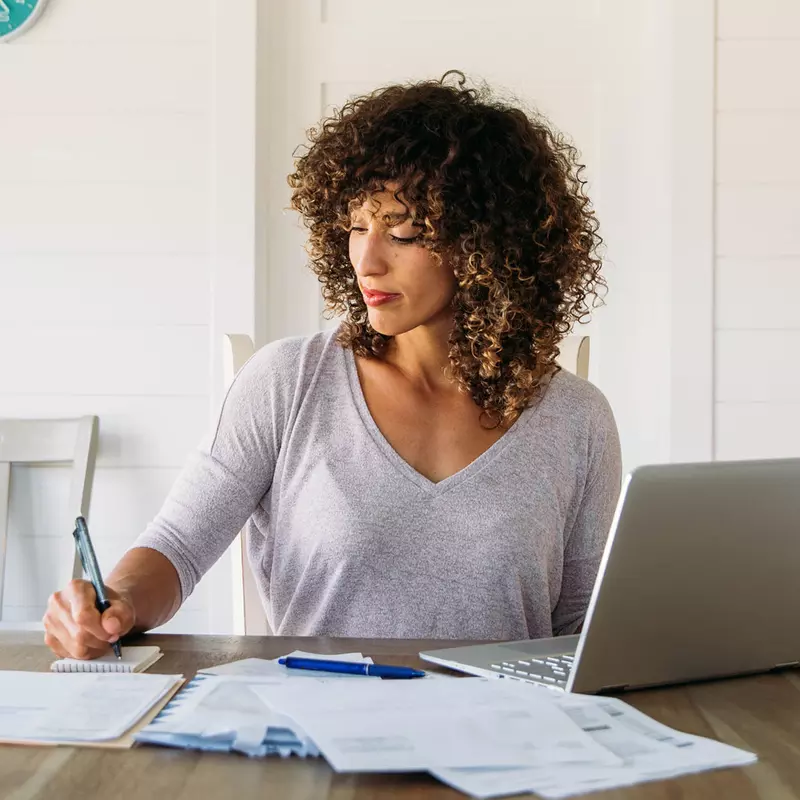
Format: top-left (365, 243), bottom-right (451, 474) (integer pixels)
top-left (288, 71), bottom-right (605, 428)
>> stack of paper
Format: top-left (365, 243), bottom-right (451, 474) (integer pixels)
top-left (135, 673), bottom-right (317, 757)
top-left (134, 654), bottom-right (756, 798)
top-left (135, 651), bottom-right (377, 757)
top-left (431, 693), bottom-right (757, 798)
top-left (251, 676), bottom-right (622, 773)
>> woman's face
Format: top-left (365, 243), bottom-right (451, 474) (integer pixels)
top-left (349, 189), bottom-right (457, 338)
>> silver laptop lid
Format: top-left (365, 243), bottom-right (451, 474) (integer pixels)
top-left (570, 458), bottom-right (800, 693)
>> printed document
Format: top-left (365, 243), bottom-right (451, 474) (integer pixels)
top-left (0, 671), bottom-right (181, 744)
top-left (431, 694), bottom-right (756, 798)
top-left (251, 677), bottom-right (622, 772)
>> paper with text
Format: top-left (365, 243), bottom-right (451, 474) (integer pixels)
top-left (431, 694), bottom-right (757, 798)
top-left (251, 677), bottom-right (621, 772)
top-left (0, 671), bottom-right (182, 743)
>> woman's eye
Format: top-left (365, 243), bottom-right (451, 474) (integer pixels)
top-left (390, 234), bottom-right (423, 245)
top-left (349, 226), bottom-right (423, 244)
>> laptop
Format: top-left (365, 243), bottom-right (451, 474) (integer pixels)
top-left (420, 458), bottom-right (800, 694)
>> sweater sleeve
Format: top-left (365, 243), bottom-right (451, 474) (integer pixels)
top-left (131, 337), bottom-right (303, 602)
top-left (551, 388), bottom-right (623, 636)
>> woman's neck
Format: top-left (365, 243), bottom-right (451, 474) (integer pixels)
top-left (385, 319), bottom-right (454, 393)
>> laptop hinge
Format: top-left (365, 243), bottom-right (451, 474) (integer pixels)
top-left (773, 661), bottom-right (800, 671)
top-left (596, 685), bottom-right (628, 695)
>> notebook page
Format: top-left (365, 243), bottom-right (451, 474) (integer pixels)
top-left (0, 671), bottom-right (181, 743)
top-left (51, 646), bottom-right (162, 673)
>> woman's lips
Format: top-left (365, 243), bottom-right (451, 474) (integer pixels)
top-left (361, 286), bottom-right (402, 307)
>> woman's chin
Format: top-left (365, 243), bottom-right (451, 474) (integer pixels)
top-left (367, 309), bottom-right (410, 338)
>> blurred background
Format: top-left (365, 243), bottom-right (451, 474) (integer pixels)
top-left (0, 0), bottom-right (796, 634)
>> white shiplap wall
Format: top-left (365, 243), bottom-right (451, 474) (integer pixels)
top-left (0, 0), bottom-right (214, 632)
top-left (715, 0), bottom-right (800, 461)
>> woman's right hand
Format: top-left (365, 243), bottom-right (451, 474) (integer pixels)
top-left (43, 579), bottom-right (136, 660)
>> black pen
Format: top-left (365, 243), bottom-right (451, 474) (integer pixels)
top-left (72, 516), bottom-right (122, 659)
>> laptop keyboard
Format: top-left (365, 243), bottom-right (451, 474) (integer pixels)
top-left (488, 654), bottom-right (574, 688)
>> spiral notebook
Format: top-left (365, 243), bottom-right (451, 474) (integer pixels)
top-left (50, 646), bottom-right (163, 673)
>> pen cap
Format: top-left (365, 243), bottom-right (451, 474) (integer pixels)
top-left (72, 516), bottom-right (105, 590)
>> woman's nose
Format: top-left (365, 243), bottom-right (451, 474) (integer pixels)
top-left (352, 230), bottom-right (389, 277)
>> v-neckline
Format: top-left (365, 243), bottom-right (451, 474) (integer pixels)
top-left (342, 345), bottom-right (534, 497)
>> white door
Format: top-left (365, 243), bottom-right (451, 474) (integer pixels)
top-left (258, 0), bottom-right (714, 473)
top-left (262, 0), bottom-right (605, 340)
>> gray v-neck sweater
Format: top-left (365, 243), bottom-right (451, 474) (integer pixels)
top-left (134, 330), bottom-right (622, 640)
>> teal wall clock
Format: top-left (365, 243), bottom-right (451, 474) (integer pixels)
top-left (0, 0), bottom-right (50, 42)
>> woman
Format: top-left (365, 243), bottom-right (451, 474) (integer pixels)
top-left (44, 73), bottom-right (621, 659)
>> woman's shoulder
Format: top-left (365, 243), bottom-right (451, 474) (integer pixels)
top-left (538, 369), bottom-right (618, 438)
top-left (227, 328), bottom-right (341, 409)
top-left (241, 329), bottom-right (337, 380)
top-left (534, 370), bottom-right (621, 479)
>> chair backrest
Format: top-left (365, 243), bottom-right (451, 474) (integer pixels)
top-left (222, 335), bottom-right (265, 634)
top-left (0, 416), bottom-right (99, 626)
top-left (223, 332), bottom-right (590, 635)
top-left (557, 335), bottom-right (590, 381)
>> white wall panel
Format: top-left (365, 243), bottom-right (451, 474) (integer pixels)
top-left (0, 2), bottom-right (216, 633)
top-left (716, 187), bottom-right (800, 257)
top-left (716, 403), bottom-right (800, 460)
top-left (1, 255), bottom-right (209, 327)
top-left (323, 0), bottom-right (595, 24)
top-left (0, 326), bottom-right (209, 397)
top-left (0, 45), bottom-right (210, 114)
top-left (717, 0), bottom-right (800, 39)
top-left (28, 0), bottom-right (212, 43)
top-left (716, 331), bottom-right (800, 403)
top-left (716, 258), bottom-right (800, 330)
top-left (0, 183), bottom-right (208, 255)
top-left (1, 114), bottom-right (209, 185)
top-left (0, 395), bottom-right (207, 468)
top-left (716, 112), bottom-right (800, 184)
top-left (714, 1), bottom-right (800, 461)
top-left (717, 42), bottom-right (800, 110)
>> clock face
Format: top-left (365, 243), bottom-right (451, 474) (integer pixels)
top-left (0, 0), bottom-right (49, 42)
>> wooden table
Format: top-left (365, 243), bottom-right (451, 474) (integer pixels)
top-left (1, 632), bottom-right (798, 799)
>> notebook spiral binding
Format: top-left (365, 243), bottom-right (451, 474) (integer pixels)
top-left (147, 674), bottom-right (208, 726)
top-left (53, 661), bottom-right (124, 673)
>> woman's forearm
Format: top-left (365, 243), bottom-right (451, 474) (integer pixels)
top-left (107, 547), bottom-right (182, 634)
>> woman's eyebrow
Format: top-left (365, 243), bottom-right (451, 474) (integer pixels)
top-left (382, 212), bottom-right (422, 226)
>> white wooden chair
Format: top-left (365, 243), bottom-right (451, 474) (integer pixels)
top-left (223, 332), bottom-right (589, 634)
top-left (556, 335), bottom-right (590, 382)
top-left (0, 416), bottom-right (99, 628)
top-left (222, 335), bottom-right (267, 635)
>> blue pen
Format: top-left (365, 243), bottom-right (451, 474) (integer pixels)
top-left (72, 516), bottom-right (122, 659)
top-left (278, 656), bottom-right (425, 679)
